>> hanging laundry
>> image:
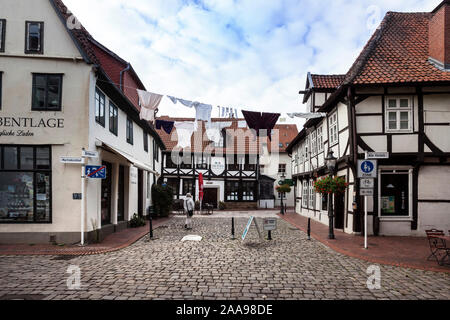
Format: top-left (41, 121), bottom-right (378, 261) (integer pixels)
top-left (242, 110), bottom-right (280, 141)
top-left (206, 122), bottom-right (232, 144)
top-left (167, 96), bottom-right (178, 104)
top-left (287, 112), bottom-right (327, 119)
top-left (166, 95), bottom-right (195, 108)
top-left (221, 107), bottom-right (226, 117)
top-left (137, 89), bottom-right (163, 122)
top-left (155, 119), bottom-right (175, 135)
top-left (234, 109), bottom-right (238, 118)
top-left (174, 122), bottom-right (196, 149)
top-left (195, 104), bottom-right (212, 123)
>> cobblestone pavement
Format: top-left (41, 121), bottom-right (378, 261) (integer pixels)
top-left (0, 217), bottom-right (449, 300)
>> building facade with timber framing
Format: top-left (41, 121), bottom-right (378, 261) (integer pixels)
top-left (286, 1), bottom-right (450, 237)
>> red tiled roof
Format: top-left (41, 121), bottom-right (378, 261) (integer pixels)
top-left (155, 117), bottom-right (297, 154)
top-left (310, 74), bottom-right (345, 89)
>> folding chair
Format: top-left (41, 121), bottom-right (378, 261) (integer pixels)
top-left (425, 229), bottom-right (446, 262)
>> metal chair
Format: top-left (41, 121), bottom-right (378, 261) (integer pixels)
top-left (425, 229), bottom-right (449, 265)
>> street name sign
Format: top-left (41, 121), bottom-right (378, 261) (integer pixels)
top-left (366, 152), bottom-right (389, 159)
top-left (60, 156), bottom-right (84, 164)
top-left (82, 150), bottom-right (99, 158)
top-left (357, 160), bottom-right (377, 178)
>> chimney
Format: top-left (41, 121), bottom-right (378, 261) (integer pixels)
top-left (429, 1), bottom-right (450, 70)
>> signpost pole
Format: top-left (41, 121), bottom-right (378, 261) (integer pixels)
top-left (364, 195), bottom-right (368, 249)
top-left (80, 161), bottom-right (85, 246)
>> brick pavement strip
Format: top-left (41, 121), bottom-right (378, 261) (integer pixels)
top-left (0, 217), bottom-right (448, 301)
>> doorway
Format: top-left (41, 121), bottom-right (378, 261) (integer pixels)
top-left (138, 169), bottom-right (143, 218)
top-left (334, 191), bottom-right (345, 230)
top-left (117, 165), bottom-right (125, 222)
top-left (101, 162), bottom-right (113, 226)
top-left (203, 188), bottom-right (218, 208)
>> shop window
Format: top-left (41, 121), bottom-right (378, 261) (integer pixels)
top-left (25, 21), bottom-right (43, 54)
top-left (386, 97), bottom-right (412, 132)
top-left (0, 145), bottom-right (51, 223)
top-left (242, 181), bottom-right (256, 201)
top-left (379, 169), bottom-right (411, 218)
top-left (95, 88), bottom-right (105, 127)
top-left (0, 19), bottom-right (5, 52)
top-left (182, 179), bottom-right (194, 196)
top-left (32, 74), bottom-right (63, 111)
top-left (226, 181), bottom-right (239, 201)
top-left (109, 102), bottom-right (118, 136)
top-left (126, 117), bottom-right (133, 145)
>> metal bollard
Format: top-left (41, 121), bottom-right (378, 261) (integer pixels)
top-left (231, 217), bottom-right (235, 240)
top-left (307, 217), bottom-right (311, 240)
top-left (268, 230), bottom-right (272, 241)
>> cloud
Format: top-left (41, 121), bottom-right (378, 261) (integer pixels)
top-left (63, 0), bottom-right (442, 129)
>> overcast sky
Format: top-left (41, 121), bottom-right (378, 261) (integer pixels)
top-left (64, 0), bottom-right (441, 129)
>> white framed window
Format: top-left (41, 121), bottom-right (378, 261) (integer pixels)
top-left (309, 180), bottom-right (315, 208)
top-left (378, 167), bottom-right (413, 221)
top-left (329, 112), bottom-right (338, 146)
top-left (305, 137), bottom-right (309, 161)
top-left (317, 126), bottom-right (324, 153)
top-left (302, 181), bottom-right (308, 207)
top-left (311, 130), bottom-right (317, 156)
top-left (385, 97), bottom-right (413, 132)
top-left (0, 19), bottom-right (5, 53)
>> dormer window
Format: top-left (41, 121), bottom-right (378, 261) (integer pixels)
top-left (25, 22), bottom-right (43, 54)
top-left (0, 19), bottom-right (5, 52)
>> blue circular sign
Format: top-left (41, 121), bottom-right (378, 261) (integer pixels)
top-left (361, 161), bottom-right (374, 174)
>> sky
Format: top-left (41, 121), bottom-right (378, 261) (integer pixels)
top-left (64, 0), bottom-right (442, 130)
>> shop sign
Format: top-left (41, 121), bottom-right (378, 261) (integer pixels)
top-left (211, 157), bottom-right (225, 175)
top-left (0, 117), bottom-right (65, 137)
top-left (61, 156), bottom-right (84, 164)
top-left (130, 166), bottom-right (138, 185)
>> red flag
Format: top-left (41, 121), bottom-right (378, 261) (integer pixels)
top-left (199, 173), bottom-right (204, 201)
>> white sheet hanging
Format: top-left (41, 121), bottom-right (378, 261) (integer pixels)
top-left (287, 112), bottom-right (327, 119)
top-left (205, 121), bottom-right (232, 144)
top-left (195, 104), bottom-right (212, 123)
top-left (174, 122), bottom-right (196, 149)
top-left (137, 89), bottom-right (163, 122)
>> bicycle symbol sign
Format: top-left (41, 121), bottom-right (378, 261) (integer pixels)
top-left (357, 160), bottom-right (377, 178)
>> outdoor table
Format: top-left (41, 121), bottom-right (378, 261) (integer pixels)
top-left (430, 235), bottom-right (450, 266)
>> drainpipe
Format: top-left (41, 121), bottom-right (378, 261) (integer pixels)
top-left (120, 63), bottom-right (131, 92)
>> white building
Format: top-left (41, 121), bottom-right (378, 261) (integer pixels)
top-left (287, 1), bottom-right (450, 237)
top-left (0, 0), bottom-right (165, 244)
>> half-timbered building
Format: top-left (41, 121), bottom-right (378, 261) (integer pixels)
top-left (287, 1), bottom-right (450, 237)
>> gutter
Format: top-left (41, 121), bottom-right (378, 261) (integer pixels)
top-left (120, 63), bottom-right (131, 92)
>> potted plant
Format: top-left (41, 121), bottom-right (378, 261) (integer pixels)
top-left (314, 176), bottom-right (348, 194)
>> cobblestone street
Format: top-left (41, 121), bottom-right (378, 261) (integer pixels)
top-left (0, 217), bottom-right (449, 300)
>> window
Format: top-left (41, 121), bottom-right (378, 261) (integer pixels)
top-left (0, 145), bottom-right (51, 223)
top-left (226, 181), bottom-right (239, 201)
top-left (302, 181), bottom-right (308, 207)
top-left (278, 164), bottom-right (286, 175)
top-left (196, 156), bottom-right (208, 169)
top-left (0, 19), bottom-right (5, 52)
top-left (321, 194), bottom-right (328, 211)
top-left (109, 102), bottom-right (118, 135)
top-left (309, 180), bottom-right (315, 208)
top-left (311, 130), bottom-right (317, 155)
top-left (25, 22), bottom-right (43, 54)
top-left (227, 155), bottom-right (239, 171)
top-left (317, 126), bottom-right (323, 153)
top-left (244, 155), bottom-right (256, 171)
top-left (385, 97), bottom-right (412, 132)
top-left (329, 112), bottom-right (338, 146)
top-left (126, 117), bottom-right (133, 145)
top-left (32, 74), bottom-right (63, 111)
top-left (143, 132), bottom-right (148, 153)
top-left (304, 137), bottom-right (309, 161)
top-left (166, 178), bottom-right (179, 196)
top-left (182, 179), bottom-right (194, 195)
top-left (379, 169), bottom-right (412, 219)
top-left (242, 181), bottom-right (256, 201)
top-left (95, 88), bottom-right (105, 127)
top-left (153, 140), bottom-right (159, 162)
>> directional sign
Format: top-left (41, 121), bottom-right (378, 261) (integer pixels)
top-left (360, 178), bottom-right (375, 189)
top-left (85, 165), bottom-right (107, 179)
top-left (82, 150), bottom-right (99, 158)
top-left (358, 160), bottom-right (377, 178)
top-left (360, 189), bottom-right (374, 196)
top-left (60, 156), bottom-right (84, 164)
top-left (366, 152), bottom-right (389, 159)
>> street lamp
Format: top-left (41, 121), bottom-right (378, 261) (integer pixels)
top-left (325, 149), bottom-right (337, 239)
